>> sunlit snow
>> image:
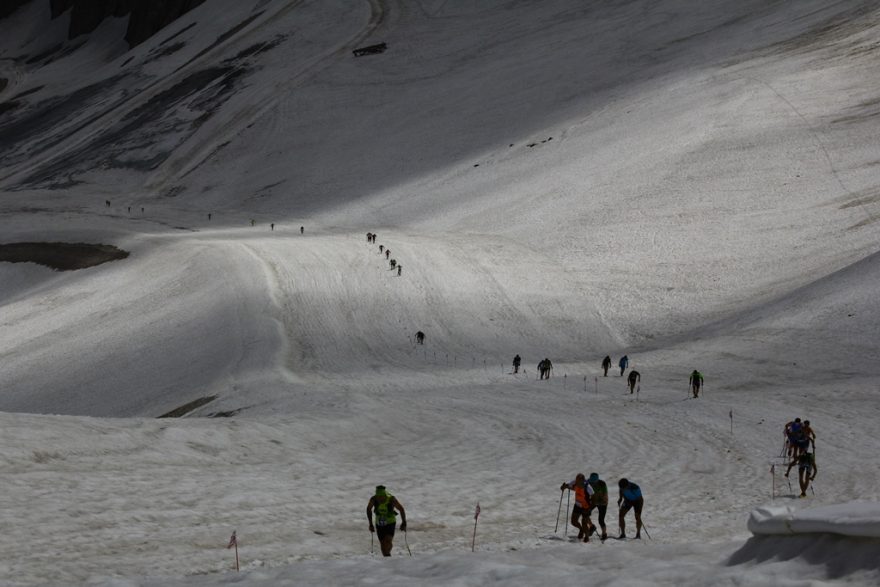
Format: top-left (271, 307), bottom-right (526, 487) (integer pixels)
top-left (1, 0), bottom-right (879, 585)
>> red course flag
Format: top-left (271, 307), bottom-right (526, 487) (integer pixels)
top-left (227, 531), bottom-right (237, 549)
top-left (474, 503), bottom-right (481, 520)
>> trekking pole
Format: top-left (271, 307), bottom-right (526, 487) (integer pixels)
top-left (641, 520), bottom-right (652, 540)
top-left (370, 532), bottom-right (374, 556)
top-left (554, 490), bottom-right (565, 533)
top-left (771, 463), bottom-right (775, 499)
top-left (564, 489), bottom-right (571, 537)
top-left (404, 530), bottom-right (412, 556)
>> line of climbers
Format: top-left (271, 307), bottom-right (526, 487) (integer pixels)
top-left (366, 474), bottom-right (645, 557)
top-left (782, 417), bottom-right (818, 498)
top-left (366, 232), bottom-right (402, 276)
top-left (560, 473), bottom-right (644, 541)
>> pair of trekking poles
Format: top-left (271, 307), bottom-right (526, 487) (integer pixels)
top-left (554, 488), bottom-right (652, 540)
top-left (370, 530), bottom-right (412, 557)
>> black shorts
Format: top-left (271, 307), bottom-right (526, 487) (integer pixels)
top-left (376, 523), bottom-right (396, 540)
top-left (620, 497), bottom-right (644, 516)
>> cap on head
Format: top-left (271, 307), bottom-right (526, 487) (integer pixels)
top-left (618, 478), bottom-right (628, 488)
top-left (589, 473), bottom-right (599, 483)
top-left (804, 420), bottom-right (810, 425)
top-left (795, 418), bottom-right (801, 422)
top-left (375, 485), bottom-right (387, 496)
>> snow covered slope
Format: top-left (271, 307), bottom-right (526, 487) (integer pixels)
top-left (0, 0), bottom-right (879, 585)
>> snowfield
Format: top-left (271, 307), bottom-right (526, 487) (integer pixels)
top-left (1, 0), bottom-right (880, 585)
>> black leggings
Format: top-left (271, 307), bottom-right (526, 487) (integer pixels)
top-left (589, 504), bottom-right (607, 529)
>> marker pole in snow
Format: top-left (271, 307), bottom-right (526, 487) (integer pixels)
top-left (730, 410), bottom-right (734, 435)
top-left (554, 490), bottom-right (564, 533)
top-left (471, 503), bottom-right (481, 551)
top-left (227, 531), bottom-right (239, 572)
top-left (595, 376), bottom-right (598, 394)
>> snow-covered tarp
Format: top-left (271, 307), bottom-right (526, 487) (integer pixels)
top-left (749, 502), bottom-right (880, 538)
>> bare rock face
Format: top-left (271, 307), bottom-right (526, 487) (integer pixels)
top-left (0, 0), bottom-right (33, 19)
top-left (47, 0), bottom-right (206, 47)
top-left (125, 1), bottom-right (206, 46)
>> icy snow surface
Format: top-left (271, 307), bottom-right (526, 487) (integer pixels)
top-left (1, 0), bottom-right (880, 585)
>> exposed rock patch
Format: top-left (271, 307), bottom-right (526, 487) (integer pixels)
top-left (45, 0), bottom-right (206, 47)
top-left (0, 242), bottom-right (129, 270)
top-left (159, 395), bottom-right (217, 418)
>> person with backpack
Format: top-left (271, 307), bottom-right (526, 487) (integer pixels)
top-left (539, 358), bottom-right (553, 380)
top-left (618, 355), bottom-right (629, 376)
top-left (627, 370), bottom-right (640, 394)
top-left (367, 485), bottom-right (407, 556)
top-left (586, 473), bottom-right (609, 540)
top-left (560, 473), bottom-right (593, 542)
top-left (783, 418), bottom-right (797, 457)
top-left (602, 356), bottom-right (612, 377)
top-left (786, 418), bottom-right (805, 456)
top-left (617, 478), bottom-right (644, 539)
top-left (415, 331), bottom-right (425, 344)
top-left (785, 451), bottom-right (817, 497)
top-left (689, 369), bottom-right (704, 398)
top-left (512, 354), bottom-right (521, 374)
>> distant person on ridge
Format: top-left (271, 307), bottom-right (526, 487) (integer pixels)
top-left (617, 478), bottom-right (644, 539)
top-left (602, 355), bottom-right (612, 377)
top-left (397, 264), bottom-right (402, 276)
top-left (689, 369), bottom-right (704, 398)
top-left (512, 354), bottom-right (521, 374)
top-left (385, 249), bottom-right (391, 260)
top-left (627, 370), bottom-right (640, 394)
top-left (367, 485), bottom-right (407, 556)
top-left (618, 355), bottom-right (629, 376)
top-left (415, 331), bottom-right (425, 344)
